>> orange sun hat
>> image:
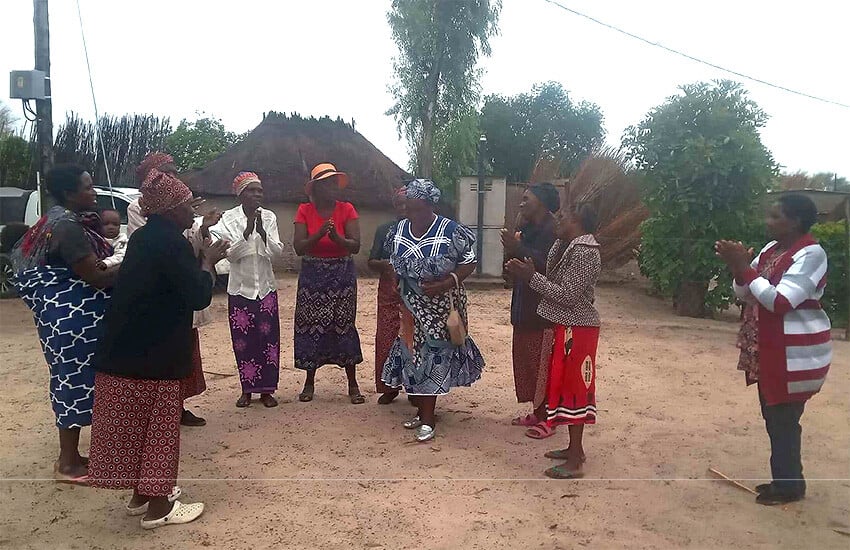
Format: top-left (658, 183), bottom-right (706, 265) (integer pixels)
top-left (305, 163), bottom-right (349, 196)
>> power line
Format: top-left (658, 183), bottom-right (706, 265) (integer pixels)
top-left (75, 0), bottom-right (115, 207)
top-left (541, 0), bottom-right (850, 110)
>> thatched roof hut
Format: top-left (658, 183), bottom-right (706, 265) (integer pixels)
top-left (181, 112), bottom-right (410, 209)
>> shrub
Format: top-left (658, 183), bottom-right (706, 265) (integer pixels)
top-left (812, 221), bottom-right (848, 328)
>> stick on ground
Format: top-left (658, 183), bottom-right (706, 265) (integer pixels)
top-left (708, 468), bottom-right (759, 496)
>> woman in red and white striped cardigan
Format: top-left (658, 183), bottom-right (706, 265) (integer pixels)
top-left (716, 194), bottom-right (831, 506)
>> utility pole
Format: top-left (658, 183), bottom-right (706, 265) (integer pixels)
top-left (476, 135), bottom-right (487, 276)
top-left (34, 0), bottom-right (53, 212)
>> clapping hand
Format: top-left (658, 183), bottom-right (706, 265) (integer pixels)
top-left (715, 240), bottom-right (754, 275)
top-left (501, 227), bottom-right (520, 255)
top-left (504, 257), bottom-right (536, 283)
top-left (204, 239), bottom-right (230, 268)
top-left (201, 207), bottom-right (222, 230)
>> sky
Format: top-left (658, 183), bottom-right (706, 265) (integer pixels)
top-left (2, 0), bottom-right (849, 178)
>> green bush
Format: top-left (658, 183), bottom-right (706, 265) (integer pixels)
top-left (812, 221), bottom-right (848, 328)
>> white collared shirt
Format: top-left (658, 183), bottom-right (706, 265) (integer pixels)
top-left (209, 205), bottom-right (283, 300)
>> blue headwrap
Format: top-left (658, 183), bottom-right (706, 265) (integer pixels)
top-left (405, 179), bottom-right (441, 205)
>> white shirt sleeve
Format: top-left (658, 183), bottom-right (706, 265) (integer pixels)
top-left (126, 199), bottom-right (145, 237)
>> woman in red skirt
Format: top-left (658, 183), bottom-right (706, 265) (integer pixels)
top-left (90, 170), bottom-right (229, 529)
top-left (506, 203), bottom-right (601, 479)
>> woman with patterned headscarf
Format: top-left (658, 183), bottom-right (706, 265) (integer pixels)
top-left (207, 172), bottom-right (285, 408)
top-left (381, 179), bottom-right (485, 442)
top-left (292, 163), bottom-right (365, 404)
top-left (89, 170), bottom-right (228, 528)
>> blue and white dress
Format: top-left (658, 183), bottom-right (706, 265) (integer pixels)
top-left (380, 215), bottom-right (485, 395)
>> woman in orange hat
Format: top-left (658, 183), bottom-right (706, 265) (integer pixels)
top-left (293, 163), bottom-right (365, 404)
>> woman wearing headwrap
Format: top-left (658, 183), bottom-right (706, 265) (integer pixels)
top-left (127, 151), bottom-right (221, 426)
top-left (368, 187), bottom-right (409, 404)
top-left (381, 179), bottom-right (485, 442)
top-left (11, 164), bottom-right (118, 483)
top-left (502, 183), bottom-right (558, 428)
top-left (89, 170), bottom-right (228, 528)
top-left (208, 172), bottom-right (284, 408)
top-left (293, 163), bottom-right (365, 404)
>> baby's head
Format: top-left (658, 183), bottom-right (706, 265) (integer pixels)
top-left (99, 209), bottom-right (121, 239)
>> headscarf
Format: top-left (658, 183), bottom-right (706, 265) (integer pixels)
top-left (529, 182), bottom-right (560, 213)
top-left (136, 152), bottom-right (174, 183)
top-left (406, 179), bottom-right (441, 205)
top-left (139, 169), bottom-right (193, 216)
top-left (233, 171), bottom-right (261, 196)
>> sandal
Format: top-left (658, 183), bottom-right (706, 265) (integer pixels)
top-left (525, 422), bottom-right (557, 440)
top-left (299, 385), bottom-right (314, 402)
top-left (127, 486), bottom-right (183, 516)
top-left (511, 414), bottom-right (539, 427)
top-left (377, 390), bottom-right (399, 405)
top-left (140, 500), bottom-right (205, 530)
top-left (544, 463), bottom-right (584, 479)
top-left (236, 394), bottom-right (251, 408)
top-left (403, 416), bottom-right (423, 429)
top-left (544, 449), bottom-right (587, 462)
top-left (348, 387), bottom-right (366, 405)
top-left (259, 394), bottom-right (278, 408)
top-left (53, 462), bottom-right (89, 486)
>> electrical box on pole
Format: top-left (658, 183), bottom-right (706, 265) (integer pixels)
top-left (9, 70), bottom-right (47, 100)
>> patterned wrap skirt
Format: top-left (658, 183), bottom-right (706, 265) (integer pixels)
top-left (88, 373), bottom-right (181, 497)
top-left (180, 328), bottom-right (207, 400)
top-left (294, 256), bottom-right (363, 370)
top-left (229, 291), bottom-right (280, 394)
top-left (546, 325), bottom-right (600, 426)
top-left (511, 327), bottom-right (547, 404)
top-left (381, 279), bottom-right (485, 396)
top-left (15, 267), bottom-right (110, 429)
top-left (375, 271), bottom-right (402, 393)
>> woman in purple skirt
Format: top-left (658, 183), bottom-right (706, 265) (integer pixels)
top-left (208, 172), bottom-right (284, 408)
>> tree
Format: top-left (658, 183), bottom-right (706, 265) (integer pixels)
top-left (780, 171), bottom-right (849, 192)
top-left (165, 115), bottom-right (245, 171)
top-left (386, 0), bottom-right (501, 182)
top-left (622, 80), bottom-right (778, 317)
top-left (54, 112), bottom-right (172, 185)
top-left (431, 109), bottom-right (481, 200)
top-left (1, 101), bottom-right (18, 137)
top-left (480, 82), bottom-right (604, 183)
top-left (0, 135), bottom-right (33, 187)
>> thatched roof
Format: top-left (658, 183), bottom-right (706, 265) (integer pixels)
top-left (181, 112), bottom-right (410, 208)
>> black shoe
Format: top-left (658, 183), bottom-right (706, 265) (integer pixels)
top-left (755, 483), bottom-right (772, 494)
top-left (180, 409), bottom-right (207, 427)
top-left (756, 486), bottom-right (804, 506)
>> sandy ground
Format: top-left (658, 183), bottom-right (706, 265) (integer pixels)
top-left (0, 276), bottom-right (847, 549)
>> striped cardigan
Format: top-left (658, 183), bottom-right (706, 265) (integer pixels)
top-left (733, 235), bottom-right (832, 405)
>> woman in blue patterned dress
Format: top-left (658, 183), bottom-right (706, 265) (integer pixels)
top-left (381, 179), bottom-right (485, 442)
top-left (12, 165), bottom-right (118, 483)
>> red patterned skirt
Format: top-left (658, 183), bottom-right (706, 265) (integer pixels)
top-left (88, 373), bottom-right (181, 497)
top-left (180, 329), bottom-right (207, 400)
top-left (375, 272), bottom-right (402, 393)
top-left (546, 325), bottom-right (600, 426)
top-left (512, 327), bottom-right (547, 403)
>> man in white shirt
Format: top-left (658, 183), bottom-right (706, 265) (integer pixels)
top-left (207, 172), bottom-right (284, 409)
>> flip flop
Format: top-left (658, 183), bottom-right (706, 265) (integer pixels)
top-left (511, 414), bottom-right (539, 427)
top-left (140, 500), bottom-right (205, 530)
top-left (544, 463), bottom-right (584, 479)
top-left (525, 422), bottom-right (557, 440)
top-left (53, 462), bottom-right (89, 485)
top-left (544, 449), bottom-right (587, 462)
top-left (348, 388), bottom-right (366, 405)
top-left (377, 391), bottom-right (399, 405)
top-left (299, 385), bottom-right (315, 402)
